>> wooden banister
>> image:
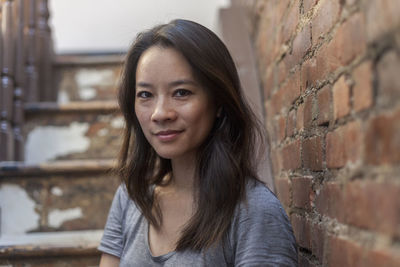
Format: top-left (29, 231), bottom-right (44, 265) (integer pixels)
top-left (13, 0), bottom-right (26, 160)
top-left (0, 0), bottom-right (54, 161)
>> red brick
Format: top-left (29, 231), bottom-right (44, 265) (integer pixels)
top-left (311, 222), bottom-right (325, 261)
top-left (284, 71), bottom-right (301, 105)
top-left (291, 214), bottom-right (311, 249)
top-left (270, 90), bottom-right (282, 115)
top-left (312, 0), bottom-right (341, 45)
top-left (365, 108), bottom-right (400, 165)
top-left (302, 44), bottom-right (340, 89)
top-left (332, 76), bottom-right (350, 120)
top-left (292, 176), bottom-right (313, 210)
top-left (326, 120), bottom-right (362, 168)
top-left (256, 26), bottom-right (283, 71)
top-left (317, 84), bottom-right (331, 125)
top-left (263, 68), bottom-right (274, 99)
top-left (273, 0), bottom-right (291, 47)
top-left (275, 176), bottom-right (292, 207)
top-left (301, 57), bottom-right (317, 90)
top-left (326, 128), bottom-right (345, 168)
top-left (292, 24), bottom-right (312, 63)
top-left (282, 140), bottom-right (301, 170)
top-left (304, 93), bottom-right (315, 128)
top-left (315, 42), bottom-right (341, 82)
top-left (345, 180), bottom-right (400, 236)
top-left (276, 115), bottom-right (286, 142)
top-left (286, 109), bottom-right (296, 137)
top-left (325, 235), bottom-right (364, 267)
top-left (302, 136), bottom-right (324, 170)
top-left (281, 0), bottom-right (300, 43)
top-left (365, 0), bottom-right (400, 42)
top-left (330, 12), bottom-right (367, 65)
top-left (297, 103), bottom-right (305, 131)
top-left (343, 121), bottom-right (363, 163)
top-left (353, 61), bottom-right (373, 112)
top-left (273, 72), bottom-right (301, 115)
top-left (256, 11), bottom-right (277, 69)
top-left (377, 51), bottom-right (400, 106)
top-left (315, 182), bottom-right (344, 221)
top-left (277, 60), bottom-right (287, 85)
top-left (283, 50), bottom-right (298, 74)
top-left (365, 249), bottom-right (400, 267)
top-left (303, 0), bottom-right (317, 14)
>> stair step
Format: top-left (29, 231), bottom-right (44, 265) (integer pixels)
top-left (0, 158), bottom-right (115, 176)
top-left (54, 53), bottom-right (124, 103)
top-left (54, 53), bottom-right (125, 66)
top-left (24, 101), bottom-right (123, 163)
top-left (0, 160), bottom-right (120, 234)
top-left (0, 230), bottom-right (102, 266)
top-left (25, 100), bottom-right (119, 113)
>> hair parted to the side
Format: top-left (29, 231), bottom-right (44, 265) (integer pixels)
top-left (117, 19), bottom-right (265, 251)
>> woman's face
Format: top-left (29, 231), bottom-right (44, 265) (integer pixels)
top-left (135, 46), bottom-right (216, 161)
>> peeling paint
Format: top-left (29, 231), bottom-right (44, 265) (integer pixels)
top-left (98, 128), bottom-right (109, 136)
top-left (0, 184), bottom-right (40, 235)
top-left (79, 87), bottom-right (97, 100)
top-left (111, 116), bottom-right (124, 128)
top-left (51, 187), bottom-right (63, 196)
top-left (75, 69), bottom-right (115, 87)
top-left (25, 122), bottom-right (90, 164)
top-left (57, 90), bottom-right (70, 104)
top-left (48, 207), bottom-right (83, 228)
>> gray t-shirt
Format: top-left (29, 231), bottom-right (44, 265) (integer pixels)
top-left (98, 181), bottom-right (298, 266)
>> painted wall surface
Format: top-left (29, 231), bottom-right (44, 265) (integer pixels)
top-left (49, 0), bottom-right (230, 53)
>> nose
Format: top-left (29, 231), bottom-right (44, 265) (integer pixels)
top-left (151, 97), bottom-right (177, 122)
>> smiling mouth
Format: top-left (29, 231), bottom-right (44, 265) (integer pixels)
top-left (154, 130), bottom-right (183, 142)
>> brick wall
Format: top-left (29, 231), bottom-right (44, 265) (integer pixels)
top-left (236, 0), bottom-right (400, 266)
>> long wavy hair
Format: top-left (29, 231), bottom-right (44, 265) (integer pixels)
top-left (118, 19), bottom-right (264, 251)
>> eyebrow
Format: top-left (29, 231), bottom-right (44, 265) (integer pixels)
top-left (136, 79), bottom-right (198, 88)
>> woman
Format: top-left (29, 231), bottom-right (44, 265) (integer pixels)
top-left (99, 19), bottom-right (298, 266)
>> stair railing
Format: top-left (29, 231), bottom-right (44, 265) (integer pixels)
top-left (0, 0), bottom-right (53, 161)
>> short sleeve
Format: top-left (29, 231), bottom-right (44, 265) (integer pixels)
top-left (231, 184), bottom-right (298, 266)
top-left (98, 185), bottom-right (126, 258)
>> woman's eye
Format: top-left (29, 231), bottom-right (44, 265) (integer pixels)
top-left (136, 91), bottom-right (152, 98)
top-left (174, 89), bottom-right (192, 97)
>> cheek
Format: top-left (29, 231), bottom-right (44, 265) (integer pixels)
top-left (187, 103), bottom-right (216, 132)
top-left (134, 107), bottom-right (149, 130)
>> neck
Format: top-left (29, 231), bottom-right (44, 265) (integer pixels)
top-left (169, 153), bottom-right (196, 193)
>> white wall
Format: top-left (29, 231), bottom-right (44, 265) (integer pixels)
top-left (49, 0), bottom-right (230, 53)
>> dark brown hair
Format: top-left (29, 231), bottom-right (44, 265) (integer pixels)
top-left (118, 19), bottom-right (264, 251)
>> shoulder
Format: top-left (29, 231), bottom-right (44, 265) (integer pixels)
top-left (230, 179), bottom-right (293, 234)
top-left (227, 179), bottom-right (298, 266)
top-left (109, 184), bottom-right (142, 222)
top-left (114, 184), bottom-right (130, 205)
top-left (241, 180), bottom-right (285, 218)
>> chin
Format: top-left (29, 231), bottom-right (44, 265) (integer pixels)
top-left (153, 149), bottom-right (179, 160)
top-left (154, 148), bottom-right (195, 161)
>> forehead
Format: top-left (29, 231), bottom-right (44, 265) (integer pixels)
top-left (136, 46), bottom-right (195, 84)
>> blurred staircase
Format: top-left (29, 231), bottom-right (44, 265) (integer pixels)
top-left (0, 53), bottom-right (124, 266)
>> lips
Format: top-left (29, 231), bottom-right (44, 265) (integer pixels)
top-left (154, 130), bottom-right (183, 142)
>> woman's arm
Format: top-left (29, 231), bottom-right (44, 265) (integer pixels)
top-left (99, 253), bottom-right (120, 267)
